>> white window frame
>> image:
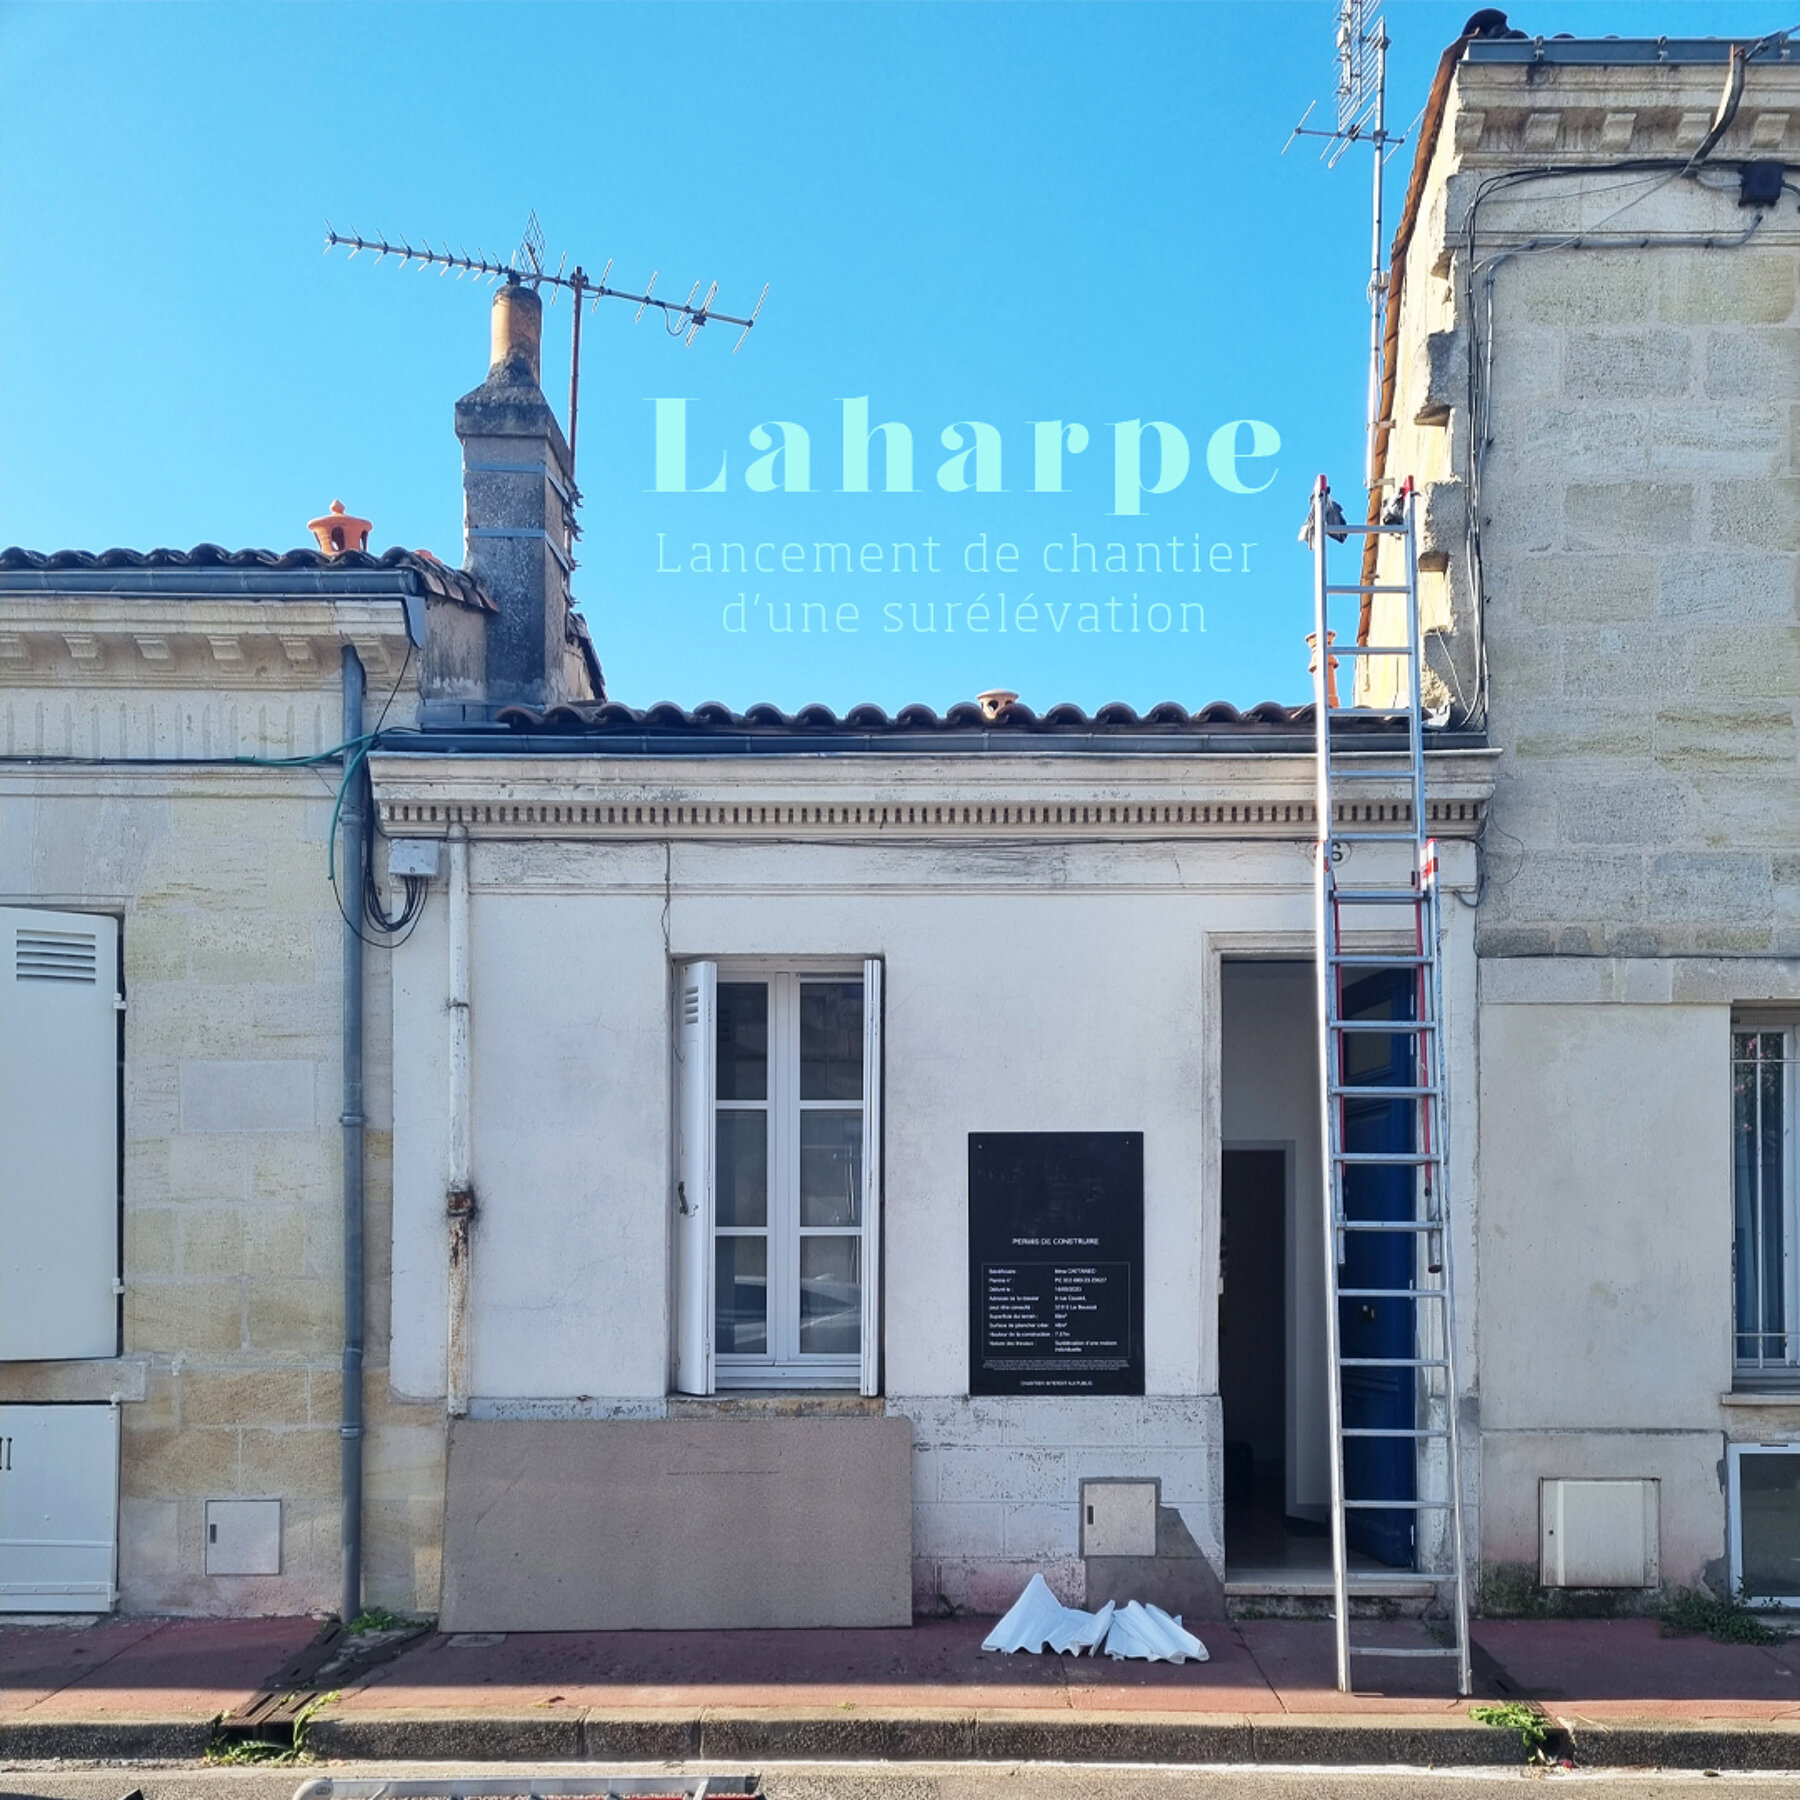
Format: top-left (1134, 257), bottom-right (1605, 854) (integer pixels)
top-left (1733, 1023), bottom-right (1799, 1385)
top-left (674, 958), bottom-right (882, 1396)
top-left (1728, 1442), bottom-right (1800, 1607)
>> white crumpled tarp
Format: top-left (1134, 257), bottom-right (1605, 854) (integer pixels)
top-left (981, 1573), bottom-right (1208, 1663)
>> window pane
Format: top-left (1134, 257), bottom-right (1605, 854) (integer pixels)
top-left (717, 982), bottom-right (768, 1101)
top-left (801, 981), bottom-right (863, 1101)
top-left (1761, 1056), bottom-right (1787, 1358)
top-left (799, 1236), bottom-right (861, 1355)
top-left (716, 1109), bottom-right (768, 1227)
top-left (1735, 1049), bottom-right (1761, 1362)
top-left (715, 1235), bottom-right (767, 1355)
top-left (800, 1110), bottom-right (862, 1227)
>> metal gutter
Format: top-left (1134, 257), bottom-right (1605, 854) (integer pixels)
top-left (0, 569), bottom-right (429, 646)
top-left (1467, 36), bottom-right (1793, 65)
top-left (375, 728), bottom-right (1487, 760)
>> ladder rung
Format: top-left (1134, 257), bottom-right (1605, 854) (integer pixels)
top-left (1331, 1085), bottom-right (1441, 1098)
top-left (1335, 1019), bottom-right (1437, 1033)
top-left (1329, 767), bottom-right (1415, 781)
top-left (1341, 1357), bottom-right (1448, 1369)
top-left (1321, 520), bottom-right (1410, 538)
top-left (1330, 891), bottom-right (1424, 905)
top-left (1334, 1151), bottom-right (1443, 1166)
top-left (1332, 642), bottom-right (1414, 654)
top-left (1330, 830), bottom-right (1418, 842)
top-left (1327, 707), bottom-right (1406, 719)
top-left (1349, 1645), bottom-right (1464, 1658)
top-left (1342, 1498), bottom-right (1454, 1510)
top-left (1329, 953), bottom-right (1431, 966)
top-left (1331, 1218), bottom-right (1445, 1232)
top-left (1341, 1427), bottom-right (1451, 1438)
top-left (1338, 1287), bottom-right (1447, 1299)
top-left (1324, 584), bottom-right (1411, 596)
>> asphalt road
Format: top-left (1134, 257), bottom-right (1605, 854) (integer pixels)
top-left (4, 1764), bottom-right (1800, 1800)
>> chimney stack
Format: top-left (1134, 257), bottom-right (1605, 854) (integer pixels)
top-left (456, 280), bottom-right (576, 708)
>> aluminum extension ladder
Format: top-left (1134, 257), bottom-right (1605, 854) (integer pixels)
top-left (1305, 474), bottom-right (1472, 1696)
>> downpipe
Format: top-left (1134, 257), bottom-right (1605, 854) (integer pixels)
top-left (446, 824), bottom-right (474, 1418)
top-left (339, 647), bottom-right (366, 1627)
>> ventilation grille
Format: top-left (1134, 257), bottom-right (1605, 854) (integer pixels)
top-left (683, 983), bottom-right (702, 1025)
top-left (15, 930), bottom-right (100, 983)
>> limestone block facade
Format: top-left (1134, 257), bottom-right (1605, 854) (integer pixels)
top-left (0, 577), bottom-right (449, 1614)
top-left (1367, 40), bottom-right (1800, 1601)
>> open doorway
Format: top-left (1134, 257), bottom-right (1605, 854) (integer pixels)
top-left (1219, 1145), bottom-right (1295, 1567)
top-left (1220, 959), bottom-right (1422, 1586)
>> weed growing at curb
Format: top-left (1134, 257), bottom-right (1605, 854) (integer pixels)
top-left (1470, 1700), bottom-right (1550, 1764)
top-left (1659, 1588), bottom-right (1780, 1645)
top-left (204, 1690), bottom-right (339, 1765)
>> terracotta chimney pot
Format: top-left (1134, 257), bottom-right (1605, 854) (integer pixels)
top-left (307, 499), bottom-right (372, 556)
top-left (977, 689), bottom-right (1020, 722)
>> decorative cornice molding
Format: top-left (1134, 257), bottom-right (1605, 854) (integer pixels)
top-left (0, 597), bottom-right (410, 687)
top-left (370, 752), bottom-right (1496, 844)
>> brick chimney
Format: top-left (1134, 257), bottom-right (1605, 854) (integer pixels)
top-left (456, 281), bottom-right (577, 707)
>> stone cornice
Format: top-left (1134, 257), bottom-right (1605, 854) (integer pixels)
top-left (1449, 56), bottom-right (1799, 165)
top-left (0, 596), bottom-right (411, 686)
top-left (370, 750), bottom-right (1497, 843)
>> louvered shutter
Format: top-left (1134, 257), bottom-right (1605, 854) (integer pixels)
top-left (0, 909), bottom-right (120, 1360)
top-left (674, 961), bottom-right (717, 1395)
top-left (859, 957), bottom-right (883, 1397)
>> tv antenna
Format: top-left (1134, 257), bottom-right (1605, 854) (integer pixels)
top-left (325, 211), bottom-right (768, 484)
top-left (1283, 0), bottom-right (1409, 493)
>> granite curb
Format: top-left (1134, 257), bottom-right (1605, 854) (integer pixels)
top-left (12, 1708), bottom-right (1800, 1769)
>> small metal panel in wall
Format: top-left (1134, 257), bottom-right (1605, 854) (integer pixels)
top-left (1540, 1478), bottom-right (1660, 1588)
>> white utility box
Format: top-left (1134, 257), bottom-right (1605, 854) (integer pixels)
top-left (1080, 1478), bottom-right (1158, 1559)
top-left (386, 839), bottom-right (441, 879)
top-left (1540, 1477), bottom-right (1660, 1587)
top-left (0, 1404), bottom-right (119, 1611)
top-left (206, 1499), bottom-right (282, 1576)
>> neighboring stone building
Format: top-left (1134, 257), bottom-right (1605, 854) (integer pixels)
top-left (1, 24), bottom-right (1796, 1631)
top-left (1363, 30), bottom-right (1800, 1599)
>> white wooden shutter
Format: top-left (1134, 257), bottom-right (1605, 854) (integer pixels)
top-left (674, 961), bottom-right (717, 1395)
top-left (0, 909), bottom-right (119, 1361)
top-left (860, 957), bottom-right (883, 1397)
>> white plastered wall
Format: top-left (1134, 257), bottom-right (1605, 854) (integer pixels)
top-left (1477, 990), bottom-right (1733, 1587)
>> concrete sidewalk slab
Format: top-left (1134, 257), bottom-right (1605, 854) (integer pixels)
top-left (1, 1618), bottom-right (318, 1722)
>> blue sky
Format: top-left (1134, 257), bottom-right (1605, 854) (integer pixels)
top-left (3, 1), bottom-right (1790, 712)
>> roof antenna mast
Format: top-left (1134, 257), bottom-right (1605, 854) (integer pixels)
top-left (1284, 0), bottom-right (1399, 496)
top-left (323, 210), bottom-right (769, 489)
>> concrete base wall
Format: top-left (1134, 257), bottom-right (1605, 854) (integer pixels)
top-left (894, 1395), bottom-right (1222, 1615)
top-left (1480, 1429), bottom-right (1726, 1594)
top-left (441, 1416), bottom-right (913, 1631)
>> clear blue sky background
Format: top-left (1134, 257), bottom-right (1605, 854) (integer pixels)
top-left (3, 1), bottom-right (1790, 712)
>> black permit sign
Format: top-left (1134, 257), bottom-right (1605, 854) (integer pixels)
top-left (968, 1132), bottom-right (1145, 1396)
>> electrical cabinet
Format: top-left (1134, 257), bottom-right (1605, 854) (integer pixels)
top-left (0, 1404), bottom-right (119, 1612)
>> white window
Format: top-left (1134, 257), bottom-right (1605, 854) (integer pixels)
top-left (675, 962), bottom-right (882, 1395)
top-left (1734, 1026), bottom-right (1798, 1381)
top-left (0, 909), bottom-right (120, 1361)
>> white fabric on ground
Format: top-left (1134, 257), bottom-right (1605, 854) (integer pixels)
top-left (1100, 1597), bottom-right (1208, 1663)
top-left (982, 1574), bottom-right (1207, 1662)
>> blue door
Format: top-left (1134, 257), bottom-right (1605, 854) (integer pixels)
top-left (1337, 967), bottom-right (1417, 1568)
